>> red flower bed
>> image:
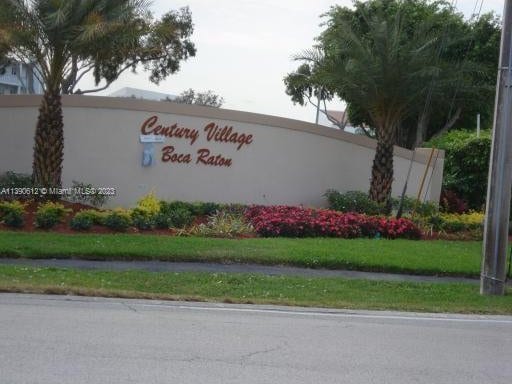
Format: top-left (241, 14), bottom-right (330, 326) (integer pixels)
top-left (245, 205), bottom-right (421, 240)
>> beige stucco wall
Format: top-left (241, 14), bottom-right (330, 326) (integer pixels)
top-left (0, 95), bottom-right (444, 207)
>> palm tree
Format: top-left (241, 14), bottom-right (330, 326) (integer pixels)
top-left (0, 0), bottom-right (195, 190)
top-left (318, 9), bottom-right (443, 209)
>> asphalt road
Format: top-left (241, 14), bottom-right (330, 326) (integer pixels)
top-left (1, 294), bottom-right (511, 384)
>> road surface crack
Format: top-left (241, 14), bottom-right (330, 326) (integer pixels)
top-left (122, 302), bottom-right (138, 313)
top-left (239, 345), bottom-right (283, 362)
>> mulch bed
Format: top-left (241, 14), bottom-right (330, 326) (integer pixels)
top-left (0, 199), bottom-right (486, 240)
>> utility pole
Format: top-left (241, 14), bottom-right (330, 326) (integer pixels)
top-left (481, 0), bottom-right (512, 296)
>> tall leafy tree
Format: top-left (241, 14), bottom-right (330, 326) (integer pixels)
top-left (0, 0), bottom-right (196, 189)
top-left (283, 53), bottom-right (342, 128)
top-left (291, 4), bottom-right (450, 208)
top-left (285, 0), bottom-right (498, 207)
top-left (318, 0), bottom-right (498, 149)
top-left (328, 9), bottom-right (447, 206)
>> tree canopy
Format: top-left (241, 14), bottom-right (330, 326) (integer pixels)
top-left (167, 89), bottom-right (224, 108)
top-left (285, 0), bottom-right (500, 149)
top-left (0, 0), bottom-right (196, 189)
top-left (0, 0), bottom-right (196, 95)
top-left (284, 0), bottom-right (501, 207)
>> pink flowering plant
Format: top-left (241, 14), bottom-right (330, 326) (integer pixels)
top-left (245, 205), bottom-right (421, 239)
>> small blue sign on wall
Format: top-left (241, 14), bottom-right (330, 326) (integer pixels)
top-left (142, 143), bottom-right (154, 167)
top-left (140, 134), bottom-right (164, 167)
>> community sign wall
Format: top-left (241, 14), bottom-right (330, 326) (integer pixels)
top-left (0, 95), bottom-right (444, 207)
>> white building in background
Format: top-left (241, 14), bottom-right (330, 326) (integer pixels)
top-left (109, 87), bottom-right (176, 101)
top-left (0, 61), bottom-right (43, 95)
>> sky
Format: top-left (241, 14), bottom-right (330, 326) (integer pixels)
top-left (78, 0), bottom-right (506, 124)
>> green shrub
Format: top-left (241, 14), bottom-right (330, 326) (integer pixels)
top-left (440, 212), bottom-right (484, 232)
top-left (425, 130), bottom-right (491, 210)
top-left (131, 207), bottom-right (155, 230)
top-left (74, 209), bottom-right (108, 225)
top-left (415, 211), bottom-right (484, 237)
top-left (189, 211), bottom-right (255, 238)
top-left (167, 208), bottom-right (193, 228)
top-left (156, 201), bottom-right (248, 227)
top-left (159, 201), bottom-right (194, 215)
top-left (35, 202), bottom-right (71, 229)
top-left (69, 212), bottom-right (93, 231)
top-left (154, 212), bottom-right (173, 229)
top-left (325, 190), bottom-right (385, 215)
top-left (104, 210), bottom-right (132, 231)
top-left (136, 191), bottom-right (161, 215)
top-left (159, 200), bottom-right (224, 216)
top-left (391, 196), bottom-right (438, 217)
top-left (427, 214), bottom-right (444, 232)
top-left (0, 200), bottom-right (25, 228)
top-left (156, 209), bottom-right (192, 229)
top-left (4, 212), bottom-right (24, 228)
top-left (191, 201), bottom-right (221, 216)
top-left (326, 190), bottom-right (439, 218)
top-left (158, 201), bottom-right (195, 228)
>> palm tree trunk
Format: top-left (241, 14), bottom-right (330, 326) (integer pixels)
top-left (32, 88), bottom-right (64, 192)
top-left (369, 124), bottom-right (396, 211)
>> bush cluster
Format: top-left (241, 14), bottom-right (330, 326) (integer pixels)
top-left (157, 203), bottom-right (194, 229)
top-left (35, 202), bottom-right (71, 229)
top-left (245, 205), bottom-right (421, 239)
top-left (69, 211), bottom-right (94, 231)
top-left (104, 209), bottom-right (132, 231)
top-left (66, 194), bottom-right (226, 232)
top-left (189, 211), bottom-right (254, 238)
top-left (0, 200), bottom-right (25, 228)
top-left (414, 211), bottom-right (485, 239)
top-left (438, 212), bottom-right (484, 233)
top-left (76, 209), bottom-right (108, 225)
top-left (426, 130), bottom-right (491, 210)
top-left (325, 190), bottom-right (438, 217)
top-left (0, 187), bottom-right (483, 240)
top-left (135, 191), bottom-right (161, 215)
top-left (324, 190), bottom-right (384, 215)
top-left (131, 208), bottom-right (155, 230)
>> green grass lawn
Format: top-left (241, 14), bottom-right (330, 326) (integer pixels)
top-left (0, 231), bottom-right (484, 277)
top-left (1, 265), bottom-right (510, 314)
